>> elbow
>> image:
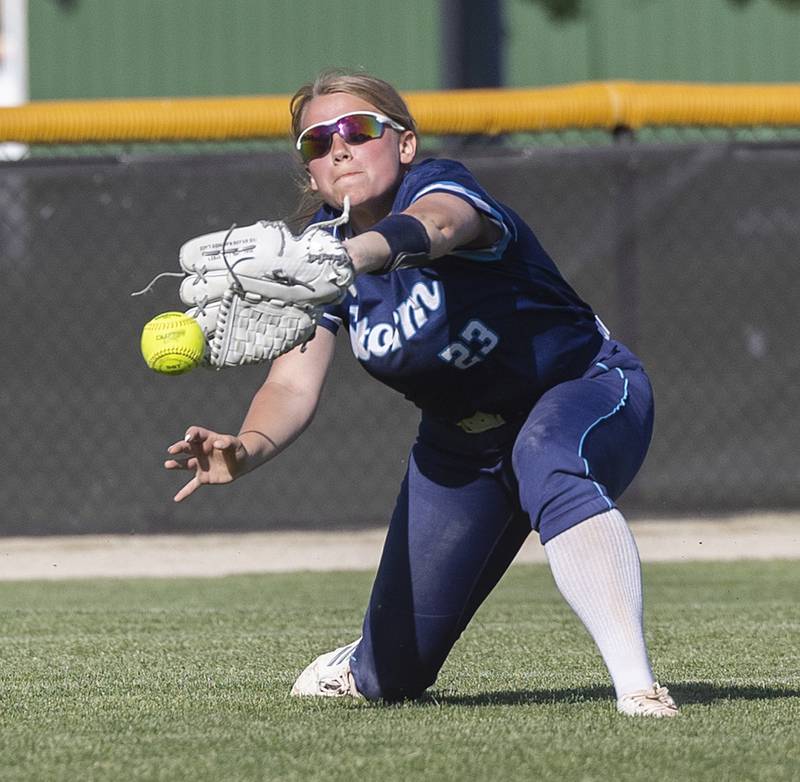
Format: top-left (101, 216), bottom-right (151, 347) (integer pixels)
top-left (417, 213), bottom-right (480, 260)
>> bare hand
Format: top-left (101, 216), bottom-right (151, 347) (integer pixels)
top-left (165, 426), bottom-right (249, 502)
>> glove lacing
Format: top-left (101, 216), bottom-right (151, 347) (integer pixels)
top-left (130, 270), bottom-right (184, 297)
top-left (131, 197), bottom-right (352, 300)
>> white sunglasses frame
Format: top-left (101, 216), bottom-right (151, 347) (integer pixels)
top-left (295, 111), bottom-right (407, 158)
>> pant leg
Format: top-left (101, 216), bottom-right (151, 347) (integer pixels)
top-left (511, 342), bottom-right (654, 544)
top-left (350, 433), bottom-right (529, 702)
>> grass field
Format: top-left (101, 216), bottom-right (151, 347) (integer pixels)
top-left (0, 560), bottom-right (798, 782)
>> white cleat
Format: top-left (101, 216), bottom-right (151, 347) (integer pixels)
top-left (290, 639), bottom-right (363, 698)
top-left (617, 682), bottom-right (679, 717)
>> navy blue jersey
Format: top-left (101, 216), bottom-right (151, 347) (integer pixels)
top-left (312, 158), bottom-right (605, 422)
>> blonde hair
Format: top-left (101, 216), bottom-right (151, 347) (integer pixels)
top-left (290, 68), bottom-right (417, 141)
top-left (288, 68), bottom-right (418, 228)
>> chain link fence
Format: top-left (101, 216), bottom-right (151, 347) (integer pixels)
top-left (1, 137), bottom-right (798, 535)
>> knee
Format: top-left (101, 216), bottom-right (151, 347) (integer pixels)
top-left (352, 656), bottom-right (436, 703)
top-left (351, 612), bottom-right (454, 702)
top-left (352, 644), bottom-right (439, 703)
top-left (512, 418), bottom-right (575, 474)
top-left (512, 431), bottom-right (595, 535)
top-left (512, 432), bottom-right (582, 503)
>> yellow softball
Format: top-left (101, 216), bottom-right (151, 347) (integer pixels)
top-left (140, 311), bottom-right (206, 375)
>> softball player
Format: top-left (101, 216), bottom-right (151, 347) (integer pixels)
top-left (166, 70), bottom-right (678, 717)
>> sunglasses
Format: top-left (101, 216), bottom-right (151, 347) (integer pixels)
top-left (296, 111), bottom-right (406, 163)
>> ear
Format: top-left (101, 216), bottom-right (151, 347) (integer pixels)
top-left (307, 168), bottom-right (319, 192)
top-left (399, 130), bottom-right (417, 165)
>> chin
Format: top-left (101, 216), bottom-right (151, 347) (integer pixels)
top-left (338, 193), bottom-right (373, 212)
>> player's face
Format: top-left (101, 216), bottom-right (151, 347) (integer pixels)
top-left (300, 93), bottom-right (416, 229)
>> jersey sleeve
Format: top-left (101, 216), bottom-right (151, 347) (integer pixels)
top-left (396, 158), bottom-right (516, 261)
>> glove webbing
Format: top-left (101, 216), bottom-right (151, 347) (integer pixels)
top-left (209, 290), bottom-right (317, 368)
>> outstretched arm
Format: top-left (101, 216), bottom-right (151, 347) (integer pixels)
top-left (343, 192), bottom-right (502, 275)
top-left (165, 327), bottom-right (336, 501)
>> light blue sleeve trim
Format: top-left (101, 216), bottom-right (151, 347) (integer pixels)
top-left (318, 312), bottom-right (342, 334)
top-left (410, 181), bottom-right (514, 262)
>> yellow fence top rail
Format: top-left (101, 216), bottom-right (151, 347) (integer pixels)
top-left (2, 82), bottom-right (800, 144)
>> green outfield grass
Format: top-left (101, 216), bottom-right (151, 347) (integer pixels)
top-left (0, 560), bottom-right (798, 782)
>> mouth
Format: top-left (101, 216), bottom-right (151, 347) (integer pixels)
top-left (335, 171), bottom-right (362, 183)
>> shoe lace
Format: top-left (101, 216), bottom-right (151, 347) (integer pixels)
top-left (649, 682), bottom-right (673, 704)
top-left (319, 671), bottom-right (356, 697)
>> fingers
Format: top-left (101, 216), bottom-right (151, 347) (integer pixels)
top-left (173, 475), bottom-right (200, 503)
top-left (166, 427), bottom-right (208, 457)
top-left (165, 435), bottom-right (199, 471)
top-left (166, 427), bottom-right (215, 461)
top-left (164, 427), bottom-right (243, 502)
top-left (209, 433), bottom-right (240, 451)
top-left (183, 425), bottom-right (211, 443)
top-left (184, 427), bottom-right (211, 462)
top-left (164, 456), bottom-right (195, 471)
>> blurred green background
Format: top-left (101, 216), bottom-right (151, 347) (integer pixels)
top-left (27, 0), bottom-right (800, 100)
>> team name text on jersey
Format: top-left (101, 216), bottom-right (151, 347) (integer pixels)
top-left (349, 280), bottom-right (442, 360)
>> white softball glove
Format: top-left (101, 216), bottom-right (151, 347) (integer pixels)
top-left (134, 199), bottom-right (354, 368)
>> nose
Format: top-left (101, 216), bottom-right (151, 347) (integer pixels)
top-left (330, 132), bottom-right (352, 161)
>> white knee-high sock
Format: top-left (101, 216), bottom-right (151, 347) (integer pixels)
top-left (544, 509), bottom-right (654, 697)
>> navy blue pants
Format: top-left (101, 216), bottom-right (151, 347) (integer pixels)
top-left (350, 340), bottom-right (654, 701)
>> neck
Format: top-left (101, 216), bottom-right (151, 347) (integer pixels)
top-left (349, 193), bottom-right (395, 235)
top-left (346, 168), bottom-right (408, 234)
